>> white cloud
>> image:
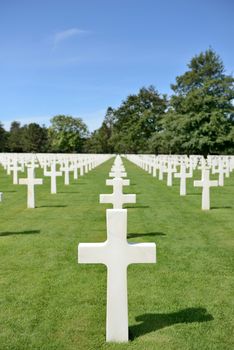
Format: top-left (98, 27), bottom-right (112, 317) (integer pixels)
top-left (53, 28), bottom-right (89, 48)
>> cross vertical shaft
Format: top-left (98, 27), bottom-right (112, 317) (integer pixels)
top-left (78, 209), bottom-right (156, 342)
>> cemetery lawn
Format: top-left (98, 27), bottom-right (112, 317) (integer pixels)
top-left (0, 158), bottom-right (234, 350)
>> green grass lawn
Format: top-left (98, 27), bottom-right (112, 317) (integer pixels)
top-left (0, 158), bottom-right (233, 350)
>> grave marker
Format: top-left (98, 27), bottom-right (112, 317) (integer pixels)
top-left (44, 162), bottom-right (62, 194)
top-left (100, 178), bottom-right (135, 209)
top-left (19, 167), bottom-right (43, 208)
top-left (78, 209), bottom-right (156, 342)
top-left (194, 167), bottom-right (218, 210)
top-left (174, 163), bottom-right (192, 196)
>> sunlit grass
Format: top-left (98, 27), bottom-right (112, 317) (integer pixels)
top-left (0, 158), bottom-right (233, 350)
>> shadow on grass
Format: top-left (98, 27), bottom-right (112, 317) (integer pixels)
top-left (2, 190), bottom-right (17, 193)
top-left (125, 205), bottom-right (150, 209)
top-left (39, 205), bottom-right (67, 208)
top-left (211, 206), bottom-right (232, 209)
top-left (0, 230), bottom-right (40, 237)
top-left (128, 232), bottom-right (166, 238)
top-left (129, 307), bottom-right (214, 340)
top-left (59, 191), bottom-right (80, 194)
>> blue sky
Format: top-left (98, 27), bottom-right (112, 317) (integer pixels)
top-left (0, 0), bottom-right (233, 132)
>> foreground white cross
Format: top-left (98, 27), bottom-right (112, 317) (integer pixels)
top-left (100, 178), bottom-right (136, 209)
top-left (19, 167), bottom-right (43, 208)
top-left (44, 162), bottom-right (62, 194)
top-left (78, 209), bottom-right (156, 342)
top-left (194, 167), bottom-right (218, 210)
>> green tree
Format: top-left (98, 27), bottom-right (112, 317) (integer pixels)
top-left (7, 121), bottom-right (24, 152)
top-left (84, 130), bottom-right (104, 153)
top-left (84, 107), bottom-right (115, 153)
top-left (22, 123), bottom-right (49, 152)
top-left (110, 86), bottom-right (167, 153)
top-left (165, 49), bottom-right (234, 156)
top-left (0, 122), bottom-right (8, 151)
top-left (49, 115), bottom-right (89, 152)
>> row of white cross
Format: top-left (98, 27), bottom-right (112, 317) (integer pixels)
top-left (78, 155), bottom-right (156, 342)
top-left (125, 155), bottom-right (234, 210)
top-left (0, 154), bottom-right (113, 207)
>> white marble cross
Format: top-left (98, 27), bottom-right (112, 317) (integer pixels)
top-left (44, 162), bottom-right (62, 194)
top-left (165, 161), bottom-right (176, 186)
top-left (72, 161), bottom-right (79, 180)
top-left (9, 159), bottom-right (23, 185)
top-left (109, 168), bottom-right (127, 178)
top-left (174, 163), bottom-right (192, 196)
top-left (60, 160), bottom-right (72, 185)
top-left (100, 178), bottom-right (136, 209)
top-left (19, 167), bottom-right (43, 208)
top-left (111, 164), bottom-right (125, 172)
top-left (152, 160), bottom-right (159, 177)
top-left (158, 161), bottom-right (164, 180)
top-left (78, 209), bottom-right (156, 342)
top-left (212, 159), bottom-right (226, 187)
top-left (194, 167), bottom-right (218, 210)
top-left (79, 161), bottom-right (84, 176)
top-left (27, 156), bottom-right (39, 169)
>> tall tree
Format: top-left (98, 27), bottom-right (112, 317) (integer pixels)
top-left (84, 107), bottom-right (115, 153)
top-left (166, 49), bottom-right (234, 155)
top-left (22, 123), bottom-right (48, 152)
top-left (110, 86), bottom-right (167, 153)
top-left (0, 122), bottom-right (8, 151)
top-left (49, 115), bottom-right (89, 152)
top-left (7, 121), bottom-right (24, 152)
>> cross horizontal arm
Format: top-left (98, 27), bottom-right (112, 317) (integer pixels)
top-left (127, 243), bottom-right (156, 265)
top-left (210, 180), bottom-right (218, 187)
top-left (194, 180), bottom-right (202, 187)
top-left (34, 179), bottom-right (43, 185)
top-left (123, 194), bottom-right (136, 204)
top-left (78, 242), bottom-right (108, 264)
top-left (100, 194), bottom-right (113, 204)
top-left (19, 179), bottom-right (28, 185)
top-left (109, 172), bottom-right (127, 178)
top-left (106, 179), bottom-right (130, 186)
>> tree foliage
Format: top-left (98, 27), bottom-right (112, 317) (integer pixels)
top-left (1, 49), bottom-right (233, 155)
top-left (49, 115), bottom-right (88, 152)
top-left (23, 123), bottom-right (48, 152)
top-left (84, 108), bottom-right (115, 153)
top-left (7, 121), bottom-right (24, 152)
top-left (160, 49), bottom-right (234, 155)
top-left (0, 122), bottom-right (8, 151)
top-left (112, 86), bottom-right (167, 153)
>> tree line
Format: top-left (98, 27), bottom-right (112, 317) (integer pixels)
top-left (1, 49), bottom-right (233, 156)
